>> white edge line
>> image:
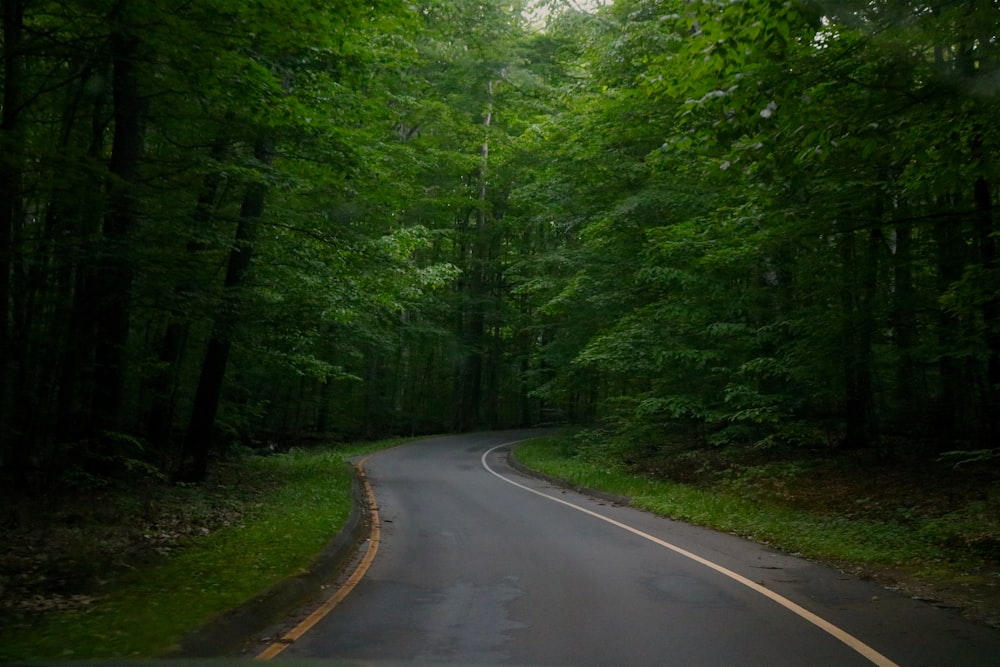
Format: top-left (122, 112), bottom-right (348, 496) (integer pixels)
top-left (482, 441), bottom-right (900, 667)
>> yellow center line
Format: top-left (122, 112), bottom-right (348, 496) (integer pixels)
top-left (255, 457), bottom-right (381, 661)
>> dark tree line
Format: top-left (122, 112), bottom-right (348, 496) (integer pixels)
top-left (2, 0), bottom-right (998, 489)
top-left (513, 0), bottom-right (1000, 458)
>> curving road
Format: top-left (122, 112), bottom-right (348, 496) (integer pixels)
top-left (272, 431), bottom-right (1000, 666)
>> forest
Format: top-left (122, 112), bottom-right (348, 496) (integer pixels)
top-left (1, 0), bottom-right (998, 488)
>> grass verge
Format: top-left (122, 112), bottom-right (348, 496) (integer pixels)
top-left (515, 438), bottom-right (992, 580)
top-left (0, 438), bottom-right (409, 662)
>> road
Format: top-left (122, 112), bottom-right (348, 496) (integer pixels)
top-left (271, 431), bottom-right (1000, 666)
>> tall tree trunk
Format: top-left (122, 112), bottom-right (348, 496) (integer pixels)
top-left (317, 372), bottom-right (334, 433)
top-left (891, 216), bottom-right (918, 428)
top-left (457, 81), bottom-right (494, 432)
top-left (973, 170), bottom-right (999, 444)
top-left (862, 225), bottom-right (882, 456)
top-left (90, 27), bottom-right (145, 434)
top-left (146, 317), bottom-right (187, 450)
top-left (179, 136), bottom-right (272, 482)
top-left (839, 219), bottom-right (878, 451)
top-left (968, 13), bottom-right (1000, 432)
top-left (363, 346), bottom-right (384, 438)
top-left (459, 306), bottom-right (485, 431)
top-left (393, 311), bottom-right (411, 429)
top-left (0, 0), bottom-right (25, 469)
top-left (483, 322), bottom-right (501, 428)
top-left (146, 134), bottom-right (228, 452)
top-left (933, 204), bottom-right (965, 451)
top-left (54, 66), bottom-right (111, 442)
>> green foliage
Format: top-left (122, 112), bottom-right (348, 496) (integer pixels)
top-left (3, 0), bottom-right (999, 485)
top-left (504, 0), bottom-right (1000, 454)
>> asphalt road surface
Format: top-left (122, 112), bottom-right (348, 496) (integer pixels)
top-left (272, 431), bottom-right (1000, 666)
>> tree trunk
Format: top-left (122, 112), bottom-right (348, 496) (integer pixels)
top-left (317, 373), bottom-right (334, 433)
top-left (90, 28), bottom-right (145, 434)
top-left (862, 225), bottom-right (882, 456)
top-left (891, 217), bottom-right (919, 428)
top-left (146, 134), bottom-right (228, 452)
top-left (459, 307), bottom-right (485, 432)
top-left (933, 205), bottom-right (965, 451)
top-left (457, 81), bottom-right (495, 432)
top-left (483, 322), bottom-right (501, 428)
top-left (145, 319), bottom-right (187, 451)
top-left (54, 65), bottom-right (112, 443)
top-left (973, 173), bottom-right (999, 444)
top-left (0, 0), bottom-right (24, 470)
top-left (393, 311), bottom-right (411, 429)
top-left (179, 136), bottom-right (272, 482)
top-left (838, 219), bottom-right (878, 451)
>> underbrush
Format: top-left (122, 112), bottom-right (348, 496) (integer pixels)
top-left (0, 438), bottom-right (408, 662)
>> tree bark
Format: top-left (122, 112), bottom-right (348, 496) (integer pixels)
top-left (891, 217), bottom-right (918, 427)
top-left (974, 173), bottom-right (999, 444)
top-left (317, 372), bottom-right (334, 433)
top-left (179, 136), bottom-right (272, 482)
top-left (54, 65), bottom-right (112, 443)
top-left (457, 81), bottom-right (494, 432)
top-left (146, 134), bottom-right (229, 452)
top-left (933, 204), bottom-right (965, 451)
top-left (90, 27), bottom-right (145, 434)
top-left (0, 0), bottom-right (24, 470)
top-left (838, 218), bottom-right (878, 451)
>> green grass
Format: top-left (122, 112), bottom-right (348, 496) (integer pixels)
top-left (0, 439), bottom-right (408, 662)
top-left (514, 436), bottom-right (948, 569)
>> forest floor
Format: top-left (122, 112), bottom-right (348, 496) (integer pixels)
top-left (625, 442), bottom-right (1000, 629)
top-left (0, 460), bottom-right (275, 626)
top-left (0, 438), bottom-right (410, 662)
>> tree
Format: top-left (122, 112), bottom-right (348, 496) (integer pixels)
top-left (513, 0), bottom-right (1000, 456)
